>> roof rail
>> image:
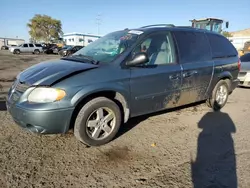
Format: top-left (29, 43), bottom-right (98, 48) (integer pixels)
top-left (140, 24), bottom-right (175, 28)
top-left (177, 26), bottom-right (192, 28)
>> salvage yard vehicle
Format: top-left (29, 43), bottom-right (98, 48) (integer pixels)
top-left (6, 24), bottom-right (240, 146)
top-left (9, 43), bottom-right (43, 54)
top-left (238, 53), bottom-right (250, 87)
top-left (58, 45), bottom-right (83, 57)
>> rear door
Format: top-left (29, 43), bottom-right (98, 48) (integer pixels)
top-left (173, 31), bottom-right (213, 104)
top-left (129, 31), bottom-right (182, 117)
top-left (28, 43), bottom-right (35, 53)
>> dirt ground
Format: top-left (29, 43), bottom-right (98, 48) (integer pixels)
top-left (0, 50), bottom-right (250, 188)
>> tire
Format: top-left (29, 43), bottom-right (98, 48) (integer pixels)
top-left (14, 49), bottom-right (20, 54)
top-left (34, 49), bottom-right (40, 55)
top-left (74, 97), bottom-right (122, 146)
top-left (206, 79), bottom-right (229, 111)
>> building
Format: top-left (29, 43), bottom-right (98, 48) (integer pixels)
top-left (228, 36), bottom-right (250, 50)
top-left (63, 32), bottom-right (101, 47)
top-left (0, 37), bottom-right (25, 49)
top-left (229, 28), bottom-right (250, 50)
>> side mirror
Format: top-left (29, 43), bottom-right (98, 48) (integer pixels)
top-left (126, 52), bottom-right (149, 66)
top-left (226, 21), bottom-right (229, 28)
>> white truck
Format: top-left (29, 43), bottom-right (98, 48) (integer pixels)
top-left (9, 43), bottom-right (43, 54)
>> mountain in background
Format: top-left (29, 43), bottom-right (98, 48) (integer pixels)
top-left (230, 28), bottom-right (250, 37)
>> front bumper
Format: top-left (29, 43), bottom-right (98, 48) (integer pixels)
top-left (238, 72), bottom-right (250, 87)
top-left (6, 101), bottom-right (74, 134)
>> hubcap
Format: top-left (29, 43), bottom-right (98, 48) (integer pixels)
top-left (86, 107), bottom-right (116, 140)
top-left (215, 85), bottom-right (227, 105)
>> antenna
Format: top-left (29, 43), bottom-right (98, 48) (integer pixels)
top-left (96, 14), bottom-right (102, 35)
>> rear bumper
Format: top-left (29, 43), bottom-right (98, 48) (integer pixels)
top-left (6, 101), bottom-right (74, 134)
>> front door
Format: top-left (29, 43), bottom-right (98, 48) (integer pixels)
top-left (21, 44), bottom-right (29, 53)
top-left (173, 31), bottom-right (214, 104)
top-left (129, 31), bottom-right (182, 117)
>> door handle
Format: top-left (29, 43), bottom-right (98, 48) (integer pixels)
top-left (169, 74), bottom-right (179, 80)
top-left (183, 70), bottom-right (198, 78)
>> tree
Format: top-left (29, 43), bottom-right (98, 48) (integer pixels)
top-left (222, 31), bottom-right (233, 38)
top-left (27, 14), bottom-right (63, 43)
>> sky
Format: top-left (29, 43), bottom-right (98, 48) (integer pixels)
top-left (1, 0), bottom-right (250, 42)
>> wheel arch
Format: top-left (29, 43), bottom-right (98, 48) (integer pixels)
top-left (207, 71), bottom-right (233, 98)
top-left (69, 87), bottom-right (130, 131)
top-left (217, 71), bottom-right (233, 92)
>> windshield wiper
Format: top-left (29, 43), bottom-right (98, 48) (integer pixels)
top-left (70, 54), bottom-right (100, 65)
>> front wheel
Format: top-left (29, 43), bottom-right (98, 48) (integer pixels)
top-left (74, 97), bottom-right (122, 146)
top-left (206, 80), bottom-right (229, 111)
top-left (13, 49), bottom-right (20, 54)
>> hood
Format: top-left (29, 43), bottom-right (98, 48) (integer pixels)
top-left (18, 59), bottom-right (98, 86)
top-left (241, 61), bottom-right (250, 71)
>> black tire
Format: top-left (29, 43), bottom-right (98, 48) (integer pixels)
top-left (206, 79), bottom-right (229, 111)
top-left (34, 49), bottom-right (40, 55)
top-left (74, 97), bottom-right (122, 146)
top-left (14, 49), bottom-right (20, 54)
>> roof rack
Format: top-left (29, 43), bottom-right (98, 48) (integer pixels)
top-left (140, 24), bottom-right (175, 28)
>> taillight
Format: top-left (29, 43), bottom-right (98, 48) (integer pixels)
top-left (238, 57), bottom-right (241, 71)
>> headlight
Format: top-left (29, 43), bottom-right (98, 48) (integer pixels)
top-left (28, 87), bottom-right (66, 103)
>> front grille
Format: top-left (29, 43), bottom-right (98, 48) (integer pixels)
top-left (8, 81), bottom-right (30, 104)
top-left (15, 82), bottom-right (30, 93)
top-left (238, 72), bottom-right (247, 77)
top-left (240, 81), bottom-right (244, 84)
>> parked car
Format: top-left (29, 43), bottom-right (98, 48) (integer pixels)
top-left (6, 25), bottom-right (240, 146)
top-left (1, 45), bottom-right (9, 50)
top-left (238, 53), bottom-right (250, 87)
top-left (43, 45), bottom-right (61, 54)
top-left (9, 43), bottom-right (43, 54)
top-left (58, 45), bottom-right (83, 57)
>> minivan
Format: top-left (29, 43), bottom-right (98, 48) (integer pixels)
top-left (6, 24), bottom-right (240, 146)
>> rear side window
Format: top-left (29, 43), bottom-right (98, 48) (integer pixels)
top-left (207, 33), bottom-right (237, 58)
top-left (173, 31), bottom-right (211, 63)
top-left (240, 53), bottom-right (250, 62)
top-left (29, 44), bottom-right (34, 47)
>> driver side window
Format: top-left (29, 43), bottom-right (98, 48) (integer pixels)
top-left (133, 32), bottom-right (176, 65)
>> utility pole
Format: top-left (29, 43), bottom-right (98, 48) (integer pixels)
top-left (96, 14), bottom-right (102, 35)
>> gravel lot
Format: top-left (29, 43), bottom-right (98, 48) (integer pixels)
top-left (0, 50), bottom-right (250, 188)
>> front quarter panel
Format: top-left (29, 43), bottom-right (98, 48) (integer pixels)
top-left (53, 65), bottom-right (131, 107)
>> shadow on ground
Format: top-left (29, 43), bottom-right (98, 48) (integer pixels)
top-left (116, 100), bottom-right (205, 139)
top-left (191, 110), bottom-right (237, 188)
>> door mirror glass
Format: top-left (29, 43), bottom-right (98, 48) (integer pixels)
top-left (126, 52), bottom-right (149, 66)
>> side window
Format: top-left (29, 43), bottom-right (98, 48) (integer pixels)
top-left (29, 44), bottom-right (34, 47)
top-left (173, 31), bottom-right (211, 64)
top-left (207, 33), bottom-right (237, 58)
top-left (133, 32), bottom-right (176, 65)
top-left (23, 44), bottom-right (28, 47)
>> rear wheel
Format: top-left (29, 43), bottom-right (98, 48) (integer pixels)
top-left (206, 79), bottom-right (229, 111)
top-left (74, 97), bottom-right (122, 146)
top-left (34, 49), bottom-right (40, 55)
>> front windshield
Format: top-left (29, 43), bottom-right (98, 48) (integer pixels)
top-left (73, 30), bottom-right (141, 63)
